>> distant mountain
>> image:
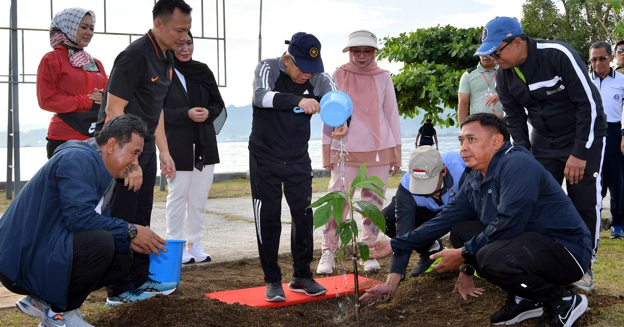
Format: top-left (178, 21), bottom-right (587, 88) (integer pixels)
top-left (0, 106), bottom-right (458, 146)
top-left (216, 104), bottom-right (458, 142)
top-left (0, 128), bottom-right (47, 148)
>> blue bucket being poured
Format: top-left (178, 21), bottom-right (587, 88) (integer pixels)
top-left (149, 239), bottom-right (186, 285)
top-left (293, 90), bottom-right (353, 127)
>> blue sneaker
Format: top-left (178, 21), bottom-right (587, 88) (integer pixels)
top-left (16, 295), bottom-right (48, 319)
top-left (611, 225), bottom-right (624, 239)
top-left (135, 277), bottom-right (177, 295)
top-left (37, 307), bottom-right (93, 327)
top-left (106, 289), bottom-right (155, 307)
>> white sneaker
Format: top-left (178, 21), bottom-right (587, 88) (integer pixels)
top-left (360, 259), bottom-right (381, 272)
top-left (316, 251), bottom-right (335, 274)
top-left (38, 308), bottom-right (94, 327)
top-left (182, 249), bottom-right (195, 264)
top-left (188, 243), bottom-right (211, 262)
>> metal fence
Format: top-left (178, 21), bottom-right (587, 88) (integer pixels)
top-left (1, 0), bottom-right (226, 198)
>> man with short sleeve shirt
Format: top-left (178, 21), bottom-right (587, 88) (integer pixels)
top-left (457, 56), bottom-right (504, 123)
top-left (95, 0), bottom-right (192, 305)
top-left (589, 41), bottom-right (624, 239)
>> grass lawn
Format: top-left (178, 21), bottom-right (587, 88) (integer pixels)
top-left (153, 173), bottom-right (403, 203)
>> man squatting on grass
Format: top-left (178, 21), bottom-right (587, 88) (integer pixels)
top-left (0, 115), bottom-right (168, 327)
top-left (380, 146), bottom-right (466, 278)
top-left (362, 113), bottom-right (591, 327)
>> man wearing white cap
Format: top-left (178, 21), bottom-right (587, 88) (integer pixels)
top-left (381, 146), bottom-right (466, 279)
top-left (318, 29), bottom-right (401, 274)
top-left (361, 113), bottom-right (591, 327)
top-left (474, 16), bottom-right (607, 291)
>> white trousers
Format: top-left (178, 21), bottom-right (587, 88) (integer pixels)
top-left (165, 164), bottom-right (215, 244)
top-left (321, 164), bottom-right (389, 253)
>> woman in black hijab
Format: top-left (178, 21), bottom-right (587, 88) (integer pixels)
top-left (163, 31), bottom-right (226, 264)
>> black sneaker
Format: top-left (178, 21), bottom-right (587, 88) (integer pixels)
top-left (410, 239), bottom-right (444, 277)
top-left (288, 277), bottom-right (327, 297)
top-left (536, 291), bottom-right (588, 327)
top-left (489, 293), bottom-right (544, 325)
top-left (265, 282), bottom-right (285, 302)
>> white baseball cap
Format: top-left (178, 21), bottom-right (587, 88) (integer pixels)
top-left (342, 30), bottom-right (379, 53)
top-left (409, 146), bottom-right (443, 194)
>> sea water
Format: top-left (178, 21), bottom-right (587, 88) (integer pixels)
top-left (0, 133), bottom-right (461, 182)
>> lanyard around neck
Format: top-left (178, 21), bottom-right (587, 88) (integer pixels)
top-left (481, 71), bottom-right (496, 89)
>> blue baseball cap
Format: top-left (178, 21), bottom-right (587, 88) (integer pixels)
top-left (474, 17), bottom-right (523, 56)
top-left (287, 32), bottom-right (324, 74)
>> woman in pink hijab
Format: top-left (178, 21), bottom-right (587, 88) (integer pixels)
top-left (317, 30), bottom-right (402, 274)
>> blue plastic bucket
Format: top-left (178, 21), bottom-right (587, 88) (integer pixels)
top-left (319, 91), bottom-right (353, 127)
top-left (149, 239), bottom-right (186, 285)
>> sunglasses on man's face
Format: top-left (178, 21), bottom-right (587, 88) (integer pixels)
top-left (489, 39), bottom-right (513, 59)
top-left (590, 56), bottom-right (610, 62)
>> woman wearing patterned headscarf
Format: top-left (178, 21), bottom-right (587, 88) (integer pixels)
top-left (37, 8), bottom-right (108, 158)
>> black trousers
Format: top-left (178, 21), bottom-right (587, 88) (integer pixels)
top-left (0, 230), bottom-right (131, 312)
top-left (106, 151), bottom-right (157, 296)
top-left (532, 137), bottom-right (604, 256)
top-left (450, 221), bottom-right (584, 303)
top-left (46, 139), bottom-right (67, 159)
top-left (385, 186), bottom-right (438, 274)
top-left (249, 153), bottom-right (314, 283)
top-left (603, 123), bottom-right (624, 226)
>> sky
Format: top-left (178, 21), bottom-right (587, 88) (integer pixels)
top-left (0, 0), bottom-right (526, 132)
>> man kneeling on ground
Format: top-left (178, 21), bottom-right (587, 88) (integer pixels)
top-left (0, 115), bottom-right (168, 327)
top-left (381, 146), bottom-right (466, 278)
top-left (362, 113), bottom-right (591, 327)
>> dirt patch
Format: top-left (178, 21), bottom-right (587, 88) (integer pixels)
top-left (87, 255), bottom-right (622, 327)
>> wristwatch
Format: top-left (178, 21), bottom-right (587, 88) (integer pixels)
top-left (460, 247), bottom-right (472, 261)
top-left (127, 223), bottom-right (138, 241)
top-left (459, 265), bottom-right (475, 276)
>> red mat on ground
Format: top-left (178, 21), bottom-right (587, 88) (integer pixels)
top-left (204, 274), bottom-right (383, 308)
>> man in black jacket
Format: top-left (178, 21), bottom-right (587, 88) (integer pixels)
top-left (475, 16), bottom-right (607, 291)
top-left (249, 32), bottom-right (343, 302)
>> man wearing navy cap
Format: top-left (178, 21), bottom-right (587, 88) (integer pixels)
top-left (249, 32), bottom-right (342, 302)
top-left (475, 16), bottom-right (607, 292)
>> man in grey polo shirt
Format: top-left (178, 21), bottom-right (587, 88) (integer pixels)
top-left (457, 56), bottom-right (503, 123)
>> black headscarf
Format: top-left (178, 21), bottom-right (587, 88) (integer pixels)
top-left (173, 31), bottom-right (226, 134)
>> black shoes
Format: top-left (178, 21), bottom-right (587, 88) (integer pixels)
top-left (288, 277), bottom-right (327, 296)
top-left (265, 282), bottom-right (285, 302)
top-left (410, 239), bottom-right (444, 277)
top-left (490, 294), bottom-right (544, 325)
top-left (536, 291), bottom-right (588, 327)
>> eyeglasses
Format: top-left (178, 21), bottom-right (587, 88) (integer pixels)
top-left (616, 49), bottom-right (624, 54)
top-left (489, 39), bottom-right (513, 59)
top-left (590, 56), bottom-right (610, 62)
top-left (351, 48), bottom-right (375, 56)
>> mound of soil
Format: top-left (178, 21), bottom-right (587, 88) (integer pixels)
top-left (87, 255), bottom-right (621, 327)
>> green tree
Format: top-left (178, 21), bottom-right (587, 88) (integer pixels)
top-left (377, 25), bottom-right (483, 127)
top-left (522, 0), bottom-right (624, 60)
